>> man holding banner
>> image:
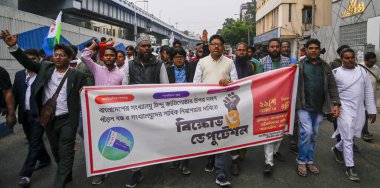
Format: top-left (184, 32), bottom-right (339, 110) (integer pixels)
top-left (123, 35), bottom-right (169, 187)
top-left (193, 34), bottom-right (238, 186)
top-left (259, 38), bottom-right (290, 175)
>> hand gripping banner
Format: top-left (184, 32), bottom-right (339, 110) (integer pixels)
top-left (81, 67), bottom-right (299, 176)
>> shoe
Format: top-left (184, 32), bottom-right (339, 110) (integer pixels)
top-left (274, 152), bottom-right (285, 162)
top-left (215, 175), bottom-right (231, 186)
top-left (362, 134), bottom-right (373, 142)
top-left (91, 174), bottom-right (108, 185)
top-left (181, 166), bottom-right (191, 175)
top-left (34, 160), bottom-right (51, 171)
top-left (205, 159), bottom-right (215, 172)
top-left (353, 144), bottom-right (359, 153)
top-left (331, 147), bottom-right (344, 164)
top-left (230, 159), bottom-right (239, 176)
top-left (125, 171), bottom-right (144, 188)
top-left (18, 177), bottom-right (31, 187)
top-left (169, 161), bottom-right (180, 169)
top-left (264, 164), bottom-right (273, 175)
top-left (346, 167), bottom-right (360, 182)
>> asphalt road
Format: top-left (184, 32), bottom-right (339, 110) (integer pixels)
top-left (1, 117), bottom-right (380, 188)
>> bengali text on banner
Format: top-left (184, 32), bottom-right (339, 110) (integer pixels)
top-left (81, 67), bottom-right (299, 176)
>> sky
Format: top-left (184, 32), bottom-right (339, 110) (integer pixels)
top-left (135, 0), bottom-right (250, 36)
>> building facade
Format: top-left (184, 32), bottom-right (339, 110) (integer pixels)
top-left (240, 1), bottom-right (256, 22)
top-left (255, 0), bottom-right (332, 58)
top-left (315, 0), bottom-right (380, 63)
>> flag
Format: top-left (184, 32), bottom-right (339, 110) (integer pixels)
top-left (106, 130), bottom-right (131, 153)
top-left (42, 11), bottom-right (62, 56)
top-left (169, 32), bottom-right (174, 47)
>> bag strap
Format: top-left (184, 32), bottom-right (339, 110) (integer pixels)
top-left (52, 69), bottom-right (70, 99)
top-left (358, 64), bottom-right (377, 79)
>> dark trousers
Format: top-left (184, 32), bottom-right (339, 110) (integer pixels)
top-left (19, 111), bottom-right (51, 177)
top-left (362, 111), bottom-right (370, 135)
top-left (45, 115), bottom-right (76, 188)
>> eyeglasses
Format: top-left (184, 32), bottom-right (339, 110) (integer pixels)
top-left (210, 43), bottom-right (223, 47)
top-left (53, 53), bottom-right (66, 58)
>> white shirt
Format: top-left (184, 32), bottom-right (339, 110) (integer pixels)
top-left (193, 55), bottom-right (238, 84)
top-left (124, 56), bottom-right (134, 64)
top-left (25, 70), bottom-right (36, 110)
top-left (43, 68), bottom-right (69, 116)
top-left (118, 61), bottom-right (128, 72)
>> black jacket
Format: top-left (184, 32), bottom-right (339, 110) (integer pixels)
top-left (129, 56), bottom-right (163, 84)
top-left (10, 48), bottom-right (86, 129)
top-left (13, 70), bottom-right (32, 124)
top-left (166, 63), bottom-right (195, 83)
top-left (296, 58), bottom-right (341, 112)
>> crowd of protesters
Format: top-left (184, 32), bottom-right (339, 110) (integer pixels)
top-left (0, 27), bottom-right (378, 187)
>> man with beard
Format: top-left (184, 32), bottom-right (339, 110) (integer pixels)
top-left (281, 41), bottom-right (297, 64)
top-left (193, 34), bottom-right (238, 187)
top-left (2, 29), bottom-right (85, 188)
top-left (295, 39), bottom-right (340, 177)
top-left (81, 41), bottom-right (123, 86)
top-left (190, 30), bottom-right (211, 65)
top-left (123, 35), bottom-right (169, 187)
top-left (330, 45), bottom-right (350, 70)
top-left (331, 48), bottom-right (374, 181)
top-left (248, 46), bottom-right (261, 74)
top-left (260, 38), bottom-right (290, 175)
top-left (81, 40), bottom-right (124, 185)
top-left (159, 45), bottom-right (171, 68)
top-left (229, 42), bottom-right (254, 176)
top-left (359, 52), bottom-right (379, 142)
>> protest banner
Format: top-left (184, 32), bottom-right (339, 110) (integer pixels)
top-left (81, 67), bottom-right (299, 176)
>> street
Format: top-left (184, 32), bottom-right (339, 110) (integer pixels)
top-left (1, 118), bottom-right (380, 188)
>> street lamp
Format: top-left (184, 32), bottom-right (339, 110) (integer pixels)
top-left (134, 0), bottom-right (148, 41)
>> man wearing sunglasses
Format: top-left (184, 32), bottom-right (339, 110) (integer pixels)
top-left (1, 29), bottom-right (86, 188)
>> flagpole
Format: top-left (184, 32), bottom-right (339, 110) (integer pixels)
top-left (101, 129), bottom-right (112, 155)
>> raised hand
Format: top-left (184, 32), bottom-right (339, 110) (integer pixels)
top-left (1, 30), bottom-right (18, 47)
top-left (89, 39), bottom-right (99, 51)
top-left (200, 29), bottom-right (208, 43)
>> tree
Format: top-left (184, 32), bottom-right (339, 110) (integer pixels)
top-left (219, 18), bottom-right (256, 47)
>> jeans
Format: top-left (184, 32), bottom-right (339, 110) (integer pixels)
top-left (215, 153), bottom-right (227, 177)
top-left (297, 109), bottom-right (323, 164)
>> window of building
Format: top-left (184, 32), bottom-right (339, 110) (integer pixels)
top-left (271, 9), bottom-right (275, 28)
top-left (88, 0), bottom-right (93, 11)
top-left (302, 6), bottom-right (312, 24)
top-left (288, 4), bottom-right (292, 22)
top-left (104, 3), bottom-right (108, 16)
top-left (340, 22), bottom-right (367, 47)
top-left (94, 0), bottom-right (98, 13)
